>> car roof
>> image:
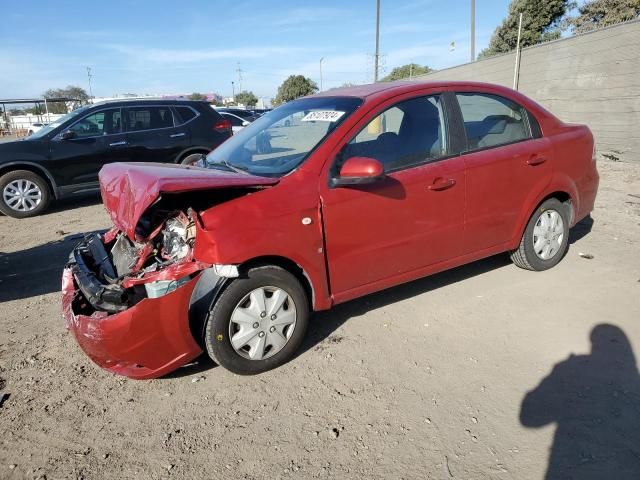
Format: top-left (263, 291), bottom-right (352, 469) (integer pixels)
top-left (88, 99), bottom-right (211, 108)
top-left (313, 80), bottom-right (518, 99)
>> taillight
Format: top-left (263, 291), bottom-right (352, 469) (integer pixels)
top-left (214, 118), bottom-right (232, 133)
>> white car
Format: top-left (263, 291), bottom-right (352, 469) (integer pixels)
top-left (220, 112), bottom-right (250, 134)
top-left (27, 123), bottom-right (48, 136)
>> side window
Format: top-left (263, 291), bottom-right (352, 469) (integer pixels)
top-left (345, 95), bottom-right (446, 172)
top-left (126, 107), bottom-right (174, 132)
top-left (456, 93), bottom-right (531, 150)
top-left (175, 106), bottom-right (197, 124)
top-left (69, 110), bottom-right (121, 138)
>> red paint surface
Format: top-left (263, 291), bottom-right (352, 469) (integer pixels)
top-left (63, 268), bottom-right (203, 379)
top-left (65, 81), bottom-right (599, 378)
top-left (99, 162), bottom-right (278, 240)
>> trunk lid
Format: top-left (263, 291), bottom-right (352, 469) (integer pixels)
top-left (99, 162), bottom-right (278, 240)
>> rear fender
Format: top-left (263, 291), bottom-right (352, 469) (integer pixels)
top-left (508, 172), bottom-right (578, 250)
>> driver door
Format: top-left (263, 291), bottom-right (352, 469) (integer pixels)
top-left (50, 108), bottom-right (128, 186)
top-left (319, 94), bottom-right (466, 301)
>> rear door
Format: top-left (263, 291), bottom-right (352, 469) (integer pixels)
top-left (320, 93), bottom-right (466, 299)
top-left (124, 105), bottom-right (188, 163)
top-left (454, 92), bottom-right (553, 254)
top-left (49, 107), bottom-right (128, 185)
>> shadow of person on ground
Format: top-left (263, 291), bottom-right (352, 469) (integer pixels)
top-left (520, 324), bottom-right (640, 479)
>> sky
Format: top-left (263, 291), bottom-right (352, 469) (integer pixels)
top-left (0, 0), bottom-right (514, 101)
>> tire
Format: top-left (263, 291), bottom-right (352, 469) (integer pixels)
top-left (0, 170), bottom-right (51, 218)
top-left (180, 153), bottom-right (206, 166)
top-left (510, 198), bottom-right (570, 271)
top-left (204, 266), bottom-right (309, 375)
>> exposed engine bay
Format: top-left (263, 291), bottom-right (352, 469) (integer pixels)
top-left (70, 209), bottom-right (206, 315)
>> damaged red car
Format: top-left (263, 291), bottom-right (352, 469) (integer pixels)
top-left (62, 81), bottom-right (599, 378)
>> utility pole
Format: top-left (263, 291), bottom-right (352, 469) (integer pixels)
top-left (86, 66), bottom-right (94, 100)
top-left (374, 0), bottom-right (381, 82)
top-left (470, 0), bottom-right (476, 62)
top-left (319, 57), bottom-right (324, 91)
top-left (236, 62), bottom-right (243, 93)
top-left (513, 13), bottom-right (524, 90)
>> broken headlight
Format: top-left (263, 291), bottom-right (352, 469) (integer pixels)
top-left (161, 213), bottom-right (195, 262)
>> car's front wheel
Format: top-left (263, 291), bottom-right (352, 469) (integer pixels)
top-left (510, 198), bottom-right (570, 271)
top-left (0, 170), bottom-right (51, 218)
top-left (204, 266), bottom-right (309, 375)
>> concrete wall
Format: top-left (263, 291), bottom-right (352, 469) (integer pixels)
top-left (415, 19), bottom-right (640, 162)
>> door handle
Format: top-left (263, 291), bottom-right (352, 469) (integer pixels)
top-left (170, 132), bottom-right (186, 138)
top-left (109, 141), bottom-right (128, 147)
top-left (526, 156), bottom-right (546, 166)
top-left (427, 178), bottom-right (456, 191)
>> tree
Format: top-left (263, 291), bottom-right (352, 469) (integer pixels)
top-left (234, 90), bottom-right (258, 107)
top-left (188, 92), bottom-right (207, 101)
top-left (273, 75), bottom-right (318, 105)
top-left (479, 0), bottom-right (571, 58)
top-left (43, 85), bottom-right (90, 113)
top-left (565, 0), bottom-right (640, 34)
top-left (381, 63), bottom-right (433, 81)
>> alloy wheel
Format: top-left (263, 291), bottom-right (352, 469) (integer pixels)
top-left (2, 179), bottom-right (43, 212)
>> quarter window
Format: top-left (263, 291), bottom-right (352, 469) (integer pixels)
top-left (68, 109), bottom-right (121, 138)
top-left (345, 95), bottom-right (446, 172)
top-left (175, 106), bottom-right (197, 124)
top-left (456, 93), bottom-right (531, 150)
top-left (126, 107), bottom-right (174, 132)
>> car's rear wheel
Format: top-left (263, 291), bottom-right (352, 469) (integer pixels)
top-left (510, 198), bottom-right (570, 271)
top-left (204, 266), bottom-right (309, 375)
top-left (0, 170), bottom-right (51, 218)
top-left (180, 153), bottom-right (206, 166)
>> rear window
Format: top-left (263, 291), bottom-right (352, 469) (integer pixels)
top-left (175, 106), bottom-right (197, 124)
top-left (126, 106), bottom-right (174, 132)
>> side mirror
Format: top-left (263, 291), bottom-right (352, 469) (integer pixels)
top-left (333, 156), bottom-right (385, 187)
top-left (60, 130), bottom-right (75, 140)
top-left (242, 121), bottom-right (250, 126)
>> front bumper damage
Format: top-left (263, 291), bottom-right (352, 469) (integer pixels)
top-left (62, 232), bottom-right (208, 379)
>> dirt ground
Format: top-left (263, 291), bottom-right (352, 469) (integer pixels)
top-left (1, 159), bottom-right (639, 480)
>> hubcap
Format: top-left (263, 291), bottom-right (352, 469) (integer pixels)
top-left (2, 179), bottom-right (42, 212)
top-left (228, 286), bottom-right (297, 360)
top-left (533, 209), bottom-right (564, 260)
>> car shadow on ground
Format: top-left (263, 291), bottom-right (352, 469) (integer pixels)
top-left (0, 229), bottom-right (104, 303)
top-left (520, 323), bottom-right (640, 479)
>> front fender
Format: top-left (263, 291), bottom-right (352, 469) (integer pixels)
top-left (188, 267), bottom-right (227, 348)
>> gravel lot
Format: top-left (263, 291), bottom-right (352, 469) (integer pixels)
top-left (1, 159), bottom-right (639, 479)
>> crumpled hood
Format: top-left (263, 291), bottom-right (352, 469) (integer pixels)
top-left (99, 162), bottom-right (278, 240)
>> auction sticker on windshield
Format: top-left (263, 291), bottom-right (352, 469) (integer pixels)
top-left (301, 110), bottom-right (345, 122)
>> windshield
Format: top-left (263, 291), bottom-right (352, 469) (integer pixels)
top-left (206, 97), bottom-right (362, 177)
top-left (27, 105), bottom-right (91, 139)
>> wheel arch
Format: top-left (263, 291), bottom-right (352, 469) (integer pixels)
top-left (509, 177), bottom-right (577, 250)
top-left (0, 162), bottom-right (59, 198)
top-left (174, 147), bottom-right (210, 163)
top-left (188, 255), bottom-right (316, 349)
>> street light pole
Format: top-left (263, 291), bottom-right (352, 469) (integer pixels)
top-left (470, 0), bottom-right (476, 62)
top-left (231, 81), bottom-right (235, 101)
top-left (374, 0), bottom-right (381, 82)
top-left (319, 57), bottom-right (324, 91)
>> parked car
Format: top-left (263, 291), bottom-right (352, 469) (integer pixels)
top-left (27, 122), bottom-right (48, 136)
top-left (219, 111), bottom-right (251, 134)
top-left (62, 81), bottom-right (598, 378)
top-left (0, 100), bottom-right (232, 218)
top-left (216, 108), bottom-right (258, 122)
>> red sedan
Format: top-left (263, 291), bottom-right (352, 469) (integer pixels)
top-left (62, 81), bottom-right (599, 378)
